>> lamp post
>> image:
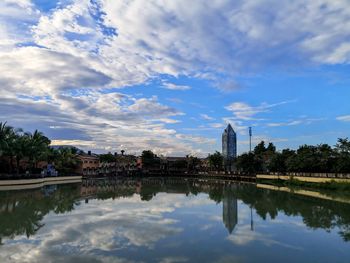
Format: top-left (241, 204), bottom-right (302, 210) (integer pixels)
top-left (249, 127), bottom-right (252, 153)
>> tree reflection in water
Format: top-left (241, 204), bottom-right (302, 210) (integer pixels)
top-left (0, 178), bottom-right (350, 244)
top-left (0, 184), bottom-right (81, 244)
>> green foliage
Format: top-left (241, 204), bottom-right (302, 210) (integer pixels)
top-left (237, 139), bottom-right (350, 174)
top-left (187, 156), bottom-right (201, 171)
top-left (208, 151), bottom-right (223, 170)
top-left (0, 184), bottom-right (80, 241)
top-left (0, 122), bottom-right (51, 174)
top-left (25, 130), bottom-right (51, 170)
top-left (172, 159), bottom-right (188, 169)
top-left (0, 122), bottom-right (14, 156)
top-left (99, 152), bottom-right (116, 163)
top-left (50, 147), bottom-right (81, 176)
top-left (334, 138), bottom-right (350, 173)
top-left (236, 152), bottom-right (261, 175)
top-left (141, 150), bottom-right (160, 167)
top-left (235, 141), bottom-right (278, 174)
top-left (0, 122), bottom-right (80, 176)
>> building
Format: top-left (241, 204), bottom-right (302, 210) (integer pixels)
top-left (0, 156), bottom-right (49, 175)
top-left (115, 154), bottom-right (139, 174)
top-left (76, 151), bottom-right (100, 177)
top-left (222, 124), bottom-right (237, 171)
top-left (161, 157), bottom-right (188, 174)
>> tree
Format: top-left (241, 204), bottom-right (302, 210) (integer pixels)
top-left (268, 152), bottom-right (283, 173)
top-left (317, 144), bottom-right (335, 172)
top-left (25, 130), bottom-right (51, 172)
top-left (254, 141), bottom-right (266, 156)
top-left (266, 142), bottom-right (276, 153)
top-left (208, 151), bottom-right (223, 171)
top-left (0, 122), bottom-right (19, 173)
top-left (253, 141), bottom-right (270, 173)
top-left (99, 152), bottom-right (116, 163)
top-left (141, 150), bottom-right (160, 168)
top-left (236, 153), bottom-right (260, 175)
top-left (0, 122), bottom-right (14, 156)
top-left (334, 138), bottom-right (350, 173)
top-left (335, 138), bottom-right (350, 153)
top-left (251, 141), bottom-right (278, 173)
top-left (52, 147), bottom-right (81, 176)
top-left (13, 134), bottom-right (29, 175)
top-left (268, 149), bottom-right (295, 173)
top-left (187, 156), bottom-right (201, 172)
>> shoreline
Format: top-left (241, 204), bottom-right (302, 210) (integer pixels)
top-left (256, 174), bottom-right (350, 183)
top-left (2, 172), bottom-right (350, 193)
top-left (256, 183), bottom-right (350, 204)
top-left (0, 176), bottom-right (82, 191)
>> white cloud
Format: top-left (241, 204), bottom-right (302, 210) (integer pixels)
top-left (162, 82), bottom-right (191, 91)
top-left (0, 47), bottom-right (112, 97)
top-left (214, 79), bottom-right (241, 93)
top-left (154, 118), bottom-right (181, 124)
top-left (0, 0), bottom-right (39, 50)
top-left (336, 115), bottom-right (350, 122)
top-left (1, 0), bottom-right (350, 96)
top-left (267, 117), bottom-right (325, 127)
top-left (1, 0), bottom-right (350, 155)
top-left (5, 0), bottom-right (348, 96)
top-left (200, 114), bottom-right (215, 121)
top-left (128, 96), bottom-right (182, 117)
top-left (209, 123), bottom-right (224, 128)
top-left (225, 102), bottom-right (263, 121)
top-left (0, 93), bottom-right (208, 156)
top-left (267, 121), bottom-right (302, 127)
top-left (225, 101), bottom-right (294, 120)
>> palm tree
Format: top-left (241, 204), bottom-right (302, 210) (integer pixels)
top-left (25, 130), bottom-right (51, 171)
top-left (0, 122), bottom-right (24, 174)
top-left (13, 134), bottom-right (30, 175)
top-left (54, 147), bottom-right (81, 176)
top-left (0, 122), bottom-right (14, 156)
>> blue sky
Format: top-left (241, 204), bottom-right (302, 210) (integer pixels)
top-left (0, 0), bottom-right (350, 156)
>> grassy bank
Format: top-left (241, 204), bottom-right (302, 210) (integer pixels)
top-left (257, 178), bottom-right (350, 192)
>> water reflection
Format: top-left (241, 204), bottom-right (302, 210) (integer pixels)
top-left (0, 184), bottom-right (80, 244)
top-left (0, 178), bottom-right (350, 262)
top-left (222, 186), bottom-right (238, 234)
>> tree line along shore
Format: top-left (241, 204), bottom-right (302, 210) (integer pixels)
top-left (1, 122), bottom-right (350, 181)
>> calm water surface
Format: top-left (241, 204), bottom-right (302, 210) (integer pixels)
top-left (0, 178), bottom-right (350, 263)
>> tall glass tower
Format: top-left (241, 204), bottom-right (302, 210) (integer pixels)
top-left (222, 124), bottom-right (237, 170)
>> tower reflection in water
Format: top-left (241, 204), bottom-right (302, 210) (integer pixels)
top-left (222, 186), bottom-right (238, 234)
top-left (222, 185), bottom-right (254, 234)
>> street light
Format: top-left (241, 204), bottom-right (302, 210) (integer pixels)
top-left (249, 127), bottom-right (252, 153)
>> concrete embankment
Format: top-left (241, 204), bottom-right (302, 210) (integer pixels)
top-left (257, 183), bottom-right (350, 204)
top-left (257, 174), bottom-right (350, 183)
top-left (0, 176), bottom-right (82, 191)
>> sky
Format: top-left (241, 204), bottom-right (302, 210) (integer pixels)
top-left (1, 0), bottom-right (350, 157)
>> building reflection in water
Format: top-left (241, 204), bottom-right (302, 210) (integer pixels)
top-left (222, 188), bottom-right (238, 234)
top-left (2, 177), bottom-right (350, 246)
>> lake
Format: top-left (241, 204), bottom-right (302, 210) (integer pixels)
top-left (0, 177), bottom-right (349, 263)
